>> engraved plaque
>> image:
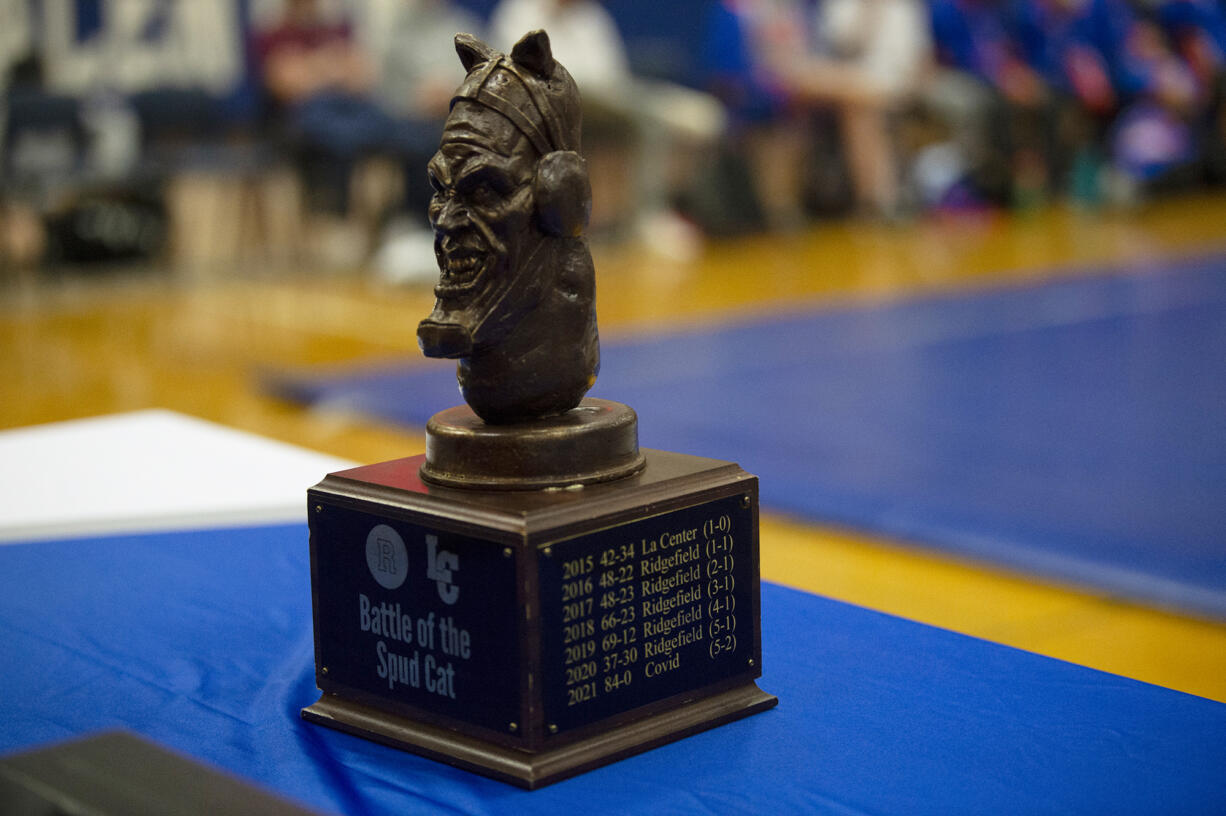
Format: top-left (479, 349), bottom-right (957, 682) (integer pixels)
top-left (310, 504), bottom-right (520, 735)
top-left (539, 494), bottom-right (756, 733)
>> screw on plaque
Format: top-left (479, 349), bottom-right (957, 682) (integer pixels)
top-left (503, 547), bottom-right (513, 558)
top-left (543, 547), bottom-right (552, 557)
top-left (740, 495), bottom-right (750, 509)
top-left (509, 722), bottom-right (518, 732)
top-left (548, 724), bottom-right (558, 734)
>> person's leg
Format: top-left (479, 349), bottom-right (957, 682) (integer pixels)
top-left (840, 101), bottom-right (899, 215)
top-left (743, 119), bottom-right (809, 230)
top-left (778, 57), bottom-right (902, 216)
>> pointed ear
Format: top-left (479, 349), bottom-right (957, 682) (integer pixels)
top-left (455, 33), bottom-right (496, 73)
top-left (511, 29), bottom-right (555, 78)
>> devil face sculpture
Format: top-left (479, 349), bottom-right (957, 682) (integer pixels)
top-left (417, 30), bottom-right (598, 424)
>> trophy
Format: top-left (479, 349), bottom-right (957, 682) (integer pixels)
top-left (302, 30), bottom-right (776, 789)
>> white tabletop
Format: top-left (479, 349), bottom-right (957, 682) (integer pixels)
top-left (0, 410), bottom-right (355, 543)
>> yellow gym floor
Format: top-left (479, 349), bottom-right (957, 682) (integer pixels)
top-left (4, 194), bottom-right (1225, 701)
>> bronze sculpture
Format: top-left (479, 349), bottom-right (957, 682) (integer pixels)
top-left (417, 30), bottom-right (598, 424)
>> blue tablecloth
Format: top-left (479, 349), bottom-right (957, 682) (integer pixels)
top-left (3, 523), bottom-right (1224, 814)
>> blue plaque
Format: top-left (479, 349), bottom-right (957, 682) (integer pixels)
top-left (310, 503), bottom-right (520, 735)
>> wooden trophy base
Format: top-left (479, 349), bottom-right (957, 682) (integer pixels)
top-left (303, 680), bottom-right (775, 789)
top-left (303, 446), bottom-right (776, 789)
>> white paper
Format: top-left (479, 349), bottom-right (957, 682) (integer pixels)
top-left (0, 410), bottom-right (355, 543)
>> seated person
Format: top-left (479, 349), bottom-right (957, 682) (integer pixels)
top-left (1151, 0), bottom-right (1226, 179)
top-left (252, 0), bottom-right (427, 245)
top-left (1015, 0), bottom-right (1200, 198)
top-left (705, 0), bottom-right (931, 224)
top-left (1009, 0), bottom-right (1134, 197)
top-left (489, 0), bottom-right (725, 255)
top-left (376, 0), bottom-right (485, 216)
top-left (366, 0), bottom-right (485, 279)
top-left (928, 0), bottom-right (1053, 205)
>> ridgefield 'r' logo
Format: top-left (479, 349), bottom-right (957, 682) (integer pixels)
top-left (365, 525), bottom-right (408, 590)
top-left (426, 535), bottom-right (459, 604)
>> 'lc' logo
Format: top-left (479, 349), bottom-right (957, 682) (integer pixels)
top-left (426, 535), bottom-right (459, 605)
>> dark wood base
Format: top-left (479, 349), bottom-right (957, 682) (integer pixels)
top-left (305, 448), bottom-right (775, 788)
top-left (302, 682), bottom-right (777, 789)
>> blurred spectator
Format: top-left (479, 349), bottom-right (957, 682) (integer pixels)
top-left (375, 0), bottom-right (483, 214)
top-left (0, 0), bottom-right (33, 95)
top-left (926, 0), bottom-right (1050, 206)
top-left (1, 0), bottom-right (40, 267)
top-left (925, 0), bottom-right (1199, 208)
top-left (252, 0), bottom-right (441, 268)
top-left (490, 0), bottom-right (631, 99)
top-left (1111, 17), bottom-right (1201, 192)
top-left (1007, 0), bottom-right (1126, 200)
top-left (368, 0), bottom-right (484, 280)
top-left (1147, 0), bottom-right (1226, 181)
top-left (376, 0), bottom-right (481, 122)
top-left (805, 0), bottom-right (933, 216)
top-left (705, 0), bottom-right (931, 225)
top-left (253, 0), bottom-right (379, 215)
top-left (1011, 0), bottom-right (1203, 201)
top-left (490, 0), bottom-right (725, 258)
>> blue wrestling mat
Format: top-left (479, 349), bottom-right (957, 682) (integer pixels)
top-left (3, 524), bottom-right (1224, 814)
top-left (271, 252), bottom-right (1226, 619)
